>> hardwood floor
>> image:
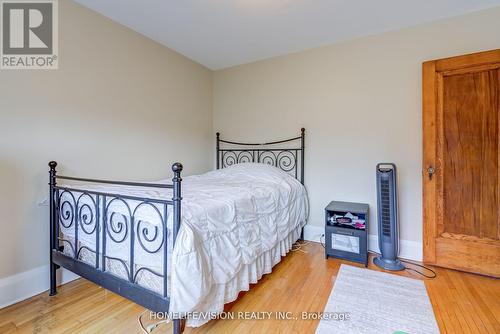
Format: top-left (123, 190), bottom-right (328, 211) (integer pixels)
top-left (0, 242), bottom-right (498, 333)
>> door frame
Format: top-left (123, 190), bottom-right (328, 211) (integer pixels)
top-left (422, 49), bottom-right (500, 268)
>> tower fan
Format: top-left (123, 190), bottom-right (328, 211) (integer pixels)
top-left (374, 163), bottom-right (404, 271)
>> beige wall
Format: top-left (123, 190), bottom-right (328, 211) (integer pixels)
top-left (213, 7), bottom-right (500, 248)
top-left (0, 1), bottom-right (212, 278)
top-left (2, 2), bottom-right (500, 279)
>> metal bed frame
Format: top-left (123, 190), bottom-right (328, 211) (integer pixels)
top-left (48, 128), bottom-right (305, 333)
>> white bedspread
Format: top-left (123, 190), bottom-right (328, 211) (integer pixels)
top-left (59, 163), bottom-right (308, 327)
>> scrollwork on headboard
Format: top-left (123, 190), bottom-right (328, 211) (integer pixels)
top-left (216, 128), bottom-right (305, 184)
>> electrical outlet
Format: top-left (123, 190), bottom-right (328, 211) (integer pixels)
top-left (38, 197), bottom-right (49, 206)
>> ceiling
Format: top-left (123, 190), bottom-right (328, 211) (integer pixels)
top-left (75, 0), bottom-right (500, 70)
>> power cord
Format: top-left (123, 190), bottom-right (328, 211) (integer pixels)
top-left (321, 234), bottom-right (436, 279)
top-left (368, 251), bottom-right (437, 279)
top-left (319, 234), bottom-right (326, 249)
top-left (292, 239), bottom-right (310, 253)
top-left (400, 259), bottom-right (437, 279)
top-left (402, 265), bottom-right (436, 279)
top-left (138, 309), bottom-right (170, 333)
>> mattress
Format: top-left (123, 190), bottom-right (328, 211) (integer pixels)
top-left (58, 163), bottom-right (308, 327)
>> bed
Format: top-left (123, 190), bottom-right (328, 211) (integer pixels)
top-left (48, 129), bottom-right (307, 333)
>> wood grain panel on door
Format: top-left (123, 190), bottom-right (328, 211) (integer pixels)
top-left (442, 70), bottom-right (499, 238)
top-left (423, 49), bottom-right (500, 277)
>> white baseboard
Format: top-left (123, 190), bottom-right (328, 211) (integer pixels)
top-left (303, 224), bottom-right (422, 262)
top-left (0, 265), bottom-right (79, 310)
top-left (303, 224), bottom-right (325, 243)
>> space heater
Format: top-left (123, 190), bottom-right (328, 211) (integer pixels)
top-left (373, 163), bottom-right (404, 271)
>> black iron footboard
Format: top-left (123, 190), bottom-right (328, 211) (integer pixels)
top-left (48, 161), bottom-right (184, 332)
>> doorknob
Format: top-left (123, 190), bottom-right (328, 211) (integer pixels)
top-left (427, 166), bottom-right (435, 180)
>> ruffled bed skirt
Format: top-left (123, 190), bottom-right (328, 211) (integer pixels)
top-left (184, 222), bottom-right (304, 327)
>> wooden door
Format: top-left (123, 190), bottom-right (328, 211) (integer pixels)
top-left (423, 49), bottom-right (500, 277)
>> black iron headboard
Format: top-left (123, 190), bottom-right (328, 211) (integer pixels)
top-left (216, 128), bottom-right (305, 184)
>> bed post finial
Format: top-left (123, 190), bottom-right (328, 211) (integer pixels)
top-left (172, 162), bottom-right (183, 174)
top-left (48, 161), bottom-right (58, 296)
top-left (301, 127), bottom-right (305, 134)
